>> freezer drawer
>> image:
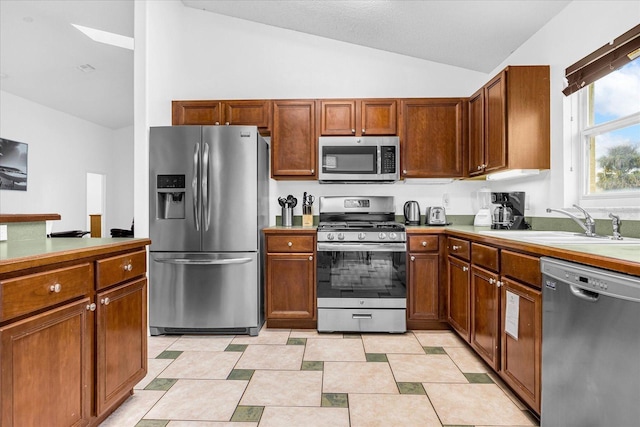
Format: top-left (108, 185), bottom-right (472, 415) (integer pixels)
top-left (317, 308), bottom-right (406, 333)
top-left (149, 252), bottom-right (262, 335)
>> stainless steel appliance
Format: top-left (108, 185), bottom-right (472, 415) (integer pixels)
top-left (316, 196), bottom-right (407, 333)
top-left (148, 126), bottom-right (269, 336)
top-left (318, 136), bottom-right (399, 183)
top-left (403, 200), bottom-right (421, 225)
top-left (540, 257), bottom-right (640, 426)
top-left (425, 206), bottom-right (447, 225)
top-left (491, 191), bottom-right (530, 230)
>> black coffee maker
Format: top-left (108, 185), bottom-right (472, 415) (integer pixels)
top-left (491, 192), bottom-right (530, 230)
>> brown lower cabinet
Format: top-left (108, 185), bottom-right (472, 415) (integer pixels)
top-left (264, 230), bottom-right (316, 328)
top-left (447, 255), bottom-right (470, 341)
top-left (470, 264), bottom-right (501, 371)
top-left (407, 234), bottom-right (442, 329)
top-left (0, 242), bottom-right (149, 426)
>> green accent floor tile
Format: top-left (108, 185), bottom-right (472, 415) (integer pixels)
top-left (397, 382), bottom-right (426, 395)
top-left (365, 353), bottom-right (388, 362)
top-left (301, 361), bottom-right (324, 371)
top-left (322, 393), bottom-right (349, 408)
top-left (287, 337), bottom-right (307, 345)
top-left (423, 346), bottom-right (447, 355)
top-left (144, 378), bottom-right (178, 391)
top-left (231, 405), bottom-right (264, 422)
top-left (155, 350), bottom-right (182, 360)
top-left (343, 333), bottom-right (361, 339)
top-left (135, 420), bottom-right (169, 427)
top-left (227, 369), bottom-right (254, 380)
top-left (464, 373), bottom-right (494, 384)
top-left (225, 344), bottom-right (248, 352)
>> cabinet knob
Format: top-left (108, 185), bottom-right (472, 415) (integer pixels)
top-left (287, 241), bottom-right (293, 247)
top-left (452, 245), bottom-right (461, 250)
top-left (410, 256), bottom-right (415, 261)
top-left (477, 165), bottom-right (483, 170)
top-left (489, 278), bottom-right (496, 285)
top-left (421, 241), bottom-right (427, 247)
top-left (101, 297), bottom-right (111, 306)
top-left (351, 128), bottom-right (355, 134)
top-left (49, 283), bottom-right (61, 293)
top-left (462, 266), bottom-right (469, 272)
top-left (309, 256), bottom-right (313, 261)
top-left (362, 128), bottom-right (366, 134)
top-left (403, 169), bottom-right (407, 175)
top-left (497, 281), bottom-right (503, 288)
top-left (86, 303), bottom-right (96, 312)
top-left (214, 121), bottom-right (220, 125)
top-left (310, 169), bottom-right (315, 174)
top-left (124, 263), bottom-right (133, 271)
top-left (225, 122), bottom-right (230, 125)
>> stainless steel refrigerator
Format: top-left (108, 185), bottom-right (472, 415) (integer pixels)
top-left (148, 125), bottom-right (269, 336)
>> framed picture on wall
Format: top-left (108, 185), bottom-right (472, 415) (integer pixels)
top-left (0, 138), bottom-right (28, 191)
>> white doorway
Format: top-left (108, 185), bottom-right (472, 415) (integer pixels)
top-left (87, 172), bottom-right (106, 235)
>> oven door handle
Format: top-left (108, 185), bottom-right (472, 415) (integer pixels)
top-left (317, 242), bottom-right (407, 252)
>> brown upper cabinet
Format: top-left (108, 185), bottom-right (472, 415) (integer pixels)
top-left (400, 98), bottom-right (466, 178)
top-left (468, 65), bottom-right (550, 177)
top-left (320, 99), bottom-right (397, 136)
top-left (172, 99), bottom-right (271, 131)
top-left (271, 100), bottom-right (317, 179)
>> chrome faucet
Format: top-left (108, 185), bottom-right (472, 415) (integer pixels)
top-left (609, 213), bottom-right (623, 240)
top-left (546, 205), bottom-right (597, 236)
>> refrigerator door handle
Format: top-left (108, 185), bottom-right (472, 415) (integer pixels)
top-left (193, 142), bottom-right (200, 231)
top-left (154, 257), bottom-right (253, 266)
top-left (202, 142), bottom-right (210, 231)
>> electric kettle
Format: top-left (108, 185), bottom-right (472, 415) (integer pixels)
top-left (403, 201), bottom-right (421, 225)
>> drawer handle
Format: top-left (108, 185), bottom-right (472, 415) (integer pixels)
top-left (421, 241), bottom-right (427, 247)
top-left (287, 241), bottom-right (293, 247)
top-left (101, 297), bottom-right (110, 306)
top-left (86, 303), bottom-right (96, 312)
top-left (309, 256), bottom-right (313, 261)
top-left (352, 314), bottom-right (372, 319)
top-left (452, 245), bottom-right (461, 250)
top-left (49, 283), bottom-right (61, 293)
top-left (124, 263), bottom-right (133, 271)
top-left (410, 256), bottom-right (415, 261)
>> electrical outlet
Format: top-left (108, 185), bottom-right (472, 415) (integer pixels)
top-left (0, 225), bottom-right (7, 241)
top-left (442, 192), bottom-right (450, 208)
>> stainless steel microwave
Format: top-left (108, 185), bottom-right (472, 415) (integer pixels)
top-left (318, 136), bottom-right (400, 183)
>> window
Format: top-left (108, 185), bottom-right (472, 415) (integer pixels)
top-left (578, 58), bottom-right (640, 200)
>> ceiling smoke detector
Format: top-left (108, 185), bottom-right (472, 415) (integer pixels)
top-left (76, 64), bottom-right (96, 73)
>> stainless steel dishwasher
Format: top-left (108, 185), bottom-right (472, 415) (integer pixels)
top-left (541, 257), bottom-right (640, 427)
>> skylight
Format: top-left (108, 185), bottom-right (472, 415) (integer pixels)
top-left (72, 24), bottom-right (134, 50)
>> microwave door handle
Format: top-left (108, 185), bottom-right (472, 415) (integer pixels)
top-left (202, 142), bottom-right (210, 231)
top-left (192, 142), bottom-right (200, 231)
top-left (377, 145), bottom-right (382, 174)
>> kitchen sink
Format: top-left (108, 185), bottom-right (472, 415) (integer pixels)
top-left (478, 230), bottom-right (640, 245)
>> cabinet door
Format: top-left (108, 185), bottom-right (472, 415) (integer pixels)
top-left (447, 256), bottom-right (470, 341)
top-left (1, 298), bottom-right (91, 427)
top-left (500, 277), bottom-right (541, 413)
top-left (96, 278), bottom-right (147, 416)
top-left (361, 99), bottom-right (397, 135)
top-left (401, 99), bottom-right (465, 178)
top-left (407, 252), bottom-right (439, 321)
top-left (223, 100), bottom-right (271, 129)
top-left (266, 253), bottom-right (315, 320)
top-left (320, 100), bottom-right (356, 135)
top-left (271, 100), bottom-right (317, 179)
top-left (468, 89), bottom-right (485, 176)
top-left (470, 265), bottom-right (500, 370)
top-left (484, 72), bottom-right (507, 173)
top-left (172, 100), bottom-right (222, 125)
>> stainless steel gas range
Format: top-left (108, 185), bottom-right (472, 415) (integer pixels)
top-left (316, 196), bottom-right (407, 333)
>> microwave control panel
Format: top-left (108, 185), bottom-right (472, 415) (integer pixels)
top-left (381, 146), bottom-right (396, 174)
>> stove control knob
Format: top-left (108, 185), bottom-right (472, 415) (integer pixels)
top-left (389, 232), bottom-right (397, 240)
top-left (378, 232), bottom-right (387, 239)
top-left (337, 233), bottom-right (345, 240)
top-left (327, 233), bottom-right (335, 240)
top-left (358, 232), bottom-right (366, 240)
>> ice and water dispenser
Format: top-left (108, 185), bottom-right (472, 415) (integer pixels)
top-left (156, 175), bottom-right (186, 219)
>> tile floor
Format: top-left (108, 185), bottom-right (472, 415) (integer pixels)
top-left (101, 328), bottom-right (540, 427)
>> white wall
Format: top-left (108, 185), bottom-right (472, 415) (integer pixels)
top-left (0, 91), bottom-right (134, 233)
top-left (135, 0), bottom-right (640, 230)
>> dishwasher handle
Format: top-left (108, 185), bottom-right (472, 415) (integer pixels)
top-left (570, 284), bottom-right (600, 302)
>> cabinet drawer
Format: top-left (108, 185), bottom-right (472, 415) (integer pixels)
top-left (96, 250), bottom-right (147, 290)
top-left (472, 243), bottom-right (500, 272)
top-left (447, 237), bottom-right (470, 260)
top-left (266, 235), bottom-right (315, 253)
top-left (408, 235), bottom-right (439, 252)
top-left (501, 250), bottom-right (541, 289)
top-left (0, 263), bottom-right (92, 322)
